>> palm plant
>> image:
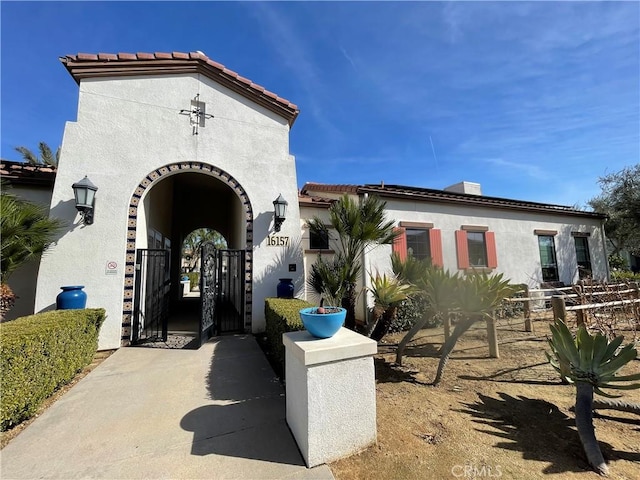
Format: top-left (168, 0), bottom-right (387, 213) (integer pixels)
top-left (367, 273), bottom-right (414, 341)
top-left (547, 319), bottom-right (640, 475)
top-left (182, 228), bottom-right (227, 271)
top-left (307, 194), bottom-right (397, 330)
top-left (0, 189), bottom-right (62, 319)
top-left (307, 254), bottom-right (348, 308)
top-left (15, 142), bottom-right (60, 167)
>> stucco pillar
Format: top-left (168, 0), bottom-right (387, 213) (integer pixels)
top-left (283, 328), bottom-right (377, 467)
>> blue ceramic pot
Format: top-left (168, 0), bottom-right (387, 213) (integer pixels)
top-left (56, 286), bottom-right (87, 310)
top-left (299, 307), bottom-right (346, 338)
top-left (277, 278), bottom-right (294, 299)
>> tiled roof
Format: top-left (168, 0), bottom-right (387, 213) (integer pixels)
top-left (60, 51), bottom-right (300, 126)
top-left (300, 182), bottom-right (606, 219)
top-left (0, 159), bottom-right (57, 187)
top-left (300, 182), bottom-right (360, 195)
top-left (360, 184), bottom-right (606, 218)
top-left (298, 192), bottom-right (334, 208)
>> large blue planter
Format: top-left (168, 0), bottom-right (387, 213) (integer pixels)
top-left (277, 278), bottom-right (294, 299)
top-left (299, 307), bottom-right (346, 339)
top-left (56, 286), bottom-right (87, 310)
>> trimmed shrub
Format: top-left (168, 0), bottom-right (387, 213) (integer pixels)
top-left (0, 308), bottom-right (106, 431)
top-left (186, 272), bottom-right (200, 291)
top-left (264, 298), bottom-right (313, 377)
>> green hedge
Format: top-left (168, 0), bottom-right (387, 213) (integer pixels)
top-left (186, 272), bottom-right (200, 291)
top-left (264, 298), bottom-right (313, 377)
top-left (0, 308), bottom-right (106, 431)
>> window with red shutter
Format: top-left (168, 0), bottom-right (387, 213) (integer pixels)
top-left (456, 230), bottom-right (470, 269)
top-left (457, 227), bottom-right (498, 270)
top-left (429, 229), bottom-right (444, 267)
top-left (392, 227), bottom-right (407, 262)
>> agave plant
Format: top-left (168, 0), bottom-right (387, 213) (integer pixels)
top-left (432, 273), bottom-right (518, 386)
top-left (547, 319), bottom-right (640, 475)
top-left (395, 263), bottom-right (458, 365)
top-left (367, 273), bottom-right (414, 341)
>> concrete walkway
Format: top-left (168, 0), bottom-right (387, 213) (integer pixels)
top-left (1, 335), bottom-right (334, 480)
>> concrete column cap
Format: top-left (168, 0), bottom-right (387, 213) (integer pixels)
top-left (283, 328), bottom-right (377, 366)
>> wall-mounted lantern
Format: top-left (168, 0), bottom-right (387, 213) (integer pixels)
top-left (273, 194), bottom-right (288, 232)
top-left (72, 176), bottom-right (98, 225)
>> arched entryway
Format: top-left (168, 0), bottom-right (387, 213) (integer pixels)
top-left (120, 162), bottom-right (253, 347)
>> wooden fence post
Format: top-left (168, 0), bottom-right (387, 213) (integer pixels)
top-left (551, 295), bottom-right (566, 322)
top-left (444, 314), bottom-right (451, 341)
top-left (576, 281), bottom-right (586, 327)
top-left (520, 284), bottom-right (532, 332)
top-left (486, 314), bottom-right (499, 358)
top-left (631, 282), bottom-right (639, 321)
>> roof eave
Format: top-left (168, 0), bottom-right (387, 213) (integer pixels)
top-left (358, 186), bottom-right (607, 220)
top-left (59, 55), bottom-right (300, 126)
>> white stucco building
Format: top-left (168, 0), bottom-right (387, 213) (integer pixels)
top-left (6, 51), bottom-right (609, 350)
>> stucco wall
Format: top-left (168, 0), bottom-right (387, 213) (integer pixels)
top-left (299, 194), bottom-right (608, 319)
top-left (363, 198), bottom-right (608, 288)
top-left (35, 73), bottom-right (302, 349)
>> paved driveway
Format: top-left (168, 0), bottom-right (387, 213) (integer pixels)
top-left (1, 335), bottom-right (334, 480)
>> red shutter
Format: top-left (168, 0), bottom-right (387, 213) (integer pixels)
top-left (486, 231), bottom-right (498, 269)
top-left (429, 228), bottom-right (444, 268)
top-left (455, 230), bottom-right (469, 269)
top-left (393, 227), bottom-right (407, 261)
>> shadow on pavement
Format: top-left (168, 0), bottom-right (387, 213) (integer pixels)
top-left (180, 335), bottom-right (305, 466)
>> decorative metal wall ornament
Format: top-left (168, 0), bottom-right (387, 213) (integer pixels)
top-left (179, 94), bottom-right (214, 135)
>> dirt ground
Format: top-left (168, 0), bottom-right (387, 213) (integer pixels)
top-left (330, 316), bottom-right (640, 480)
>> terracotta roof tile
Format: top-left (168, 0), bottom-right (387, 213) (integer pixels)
top-left (222, 67), bottom-right (238, 78)
top-left (206, 58), bottom-right (224, 69)
top-left (60, 51), bottom-right (300, 125)
top-left (301, 183), bottom-right (360, 195)
top-left (0, 159), bottom-right (57, 186)
top-left (77, 53), bottom-right (98, 60)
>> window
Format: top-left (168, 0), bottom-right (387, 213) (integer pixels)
top-left (393, 224), bottom-right (443, 267)
top-left (455, 227), bottom-right (497, 270)
top-left (309, 229), bottom-right (329, 250)
top-left (574, 236), bottom-right (592, 279)
top-left (538, 235), bottom-right (559, 282)
top-left (406, 229), bottom-right (431, 261)
top-left (467, 232), bottom-right (488, 267)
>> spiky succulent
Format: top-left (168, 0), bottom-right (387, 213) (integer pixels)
top-left (547, 319), bottom-right (640, 397)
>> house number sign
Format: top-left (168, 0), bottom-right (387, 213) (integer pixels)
top-left (267, 236), bottom-right (290, 247)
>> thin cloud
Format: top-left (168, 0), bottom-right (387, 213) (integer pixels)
top-left (246, 3), bottom-right (340, 138)
top-left (483, 158), bottom-right (546, 180)
top-left (339, 46), bottom-right (357, 71)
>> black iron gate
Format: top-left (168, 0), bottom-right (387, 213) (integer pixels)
top-left (200, 243), bottom-right (245, 345)
top-left (132, 249), bottom-right (171, 344)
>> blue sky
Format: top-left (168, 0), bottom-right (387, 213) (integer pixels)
top-left (1, 1), bottom-right (638, 208)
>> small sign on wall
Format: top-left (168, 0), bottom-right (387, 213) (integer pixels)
top-left (105, 261), bottom-right (118, 275)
